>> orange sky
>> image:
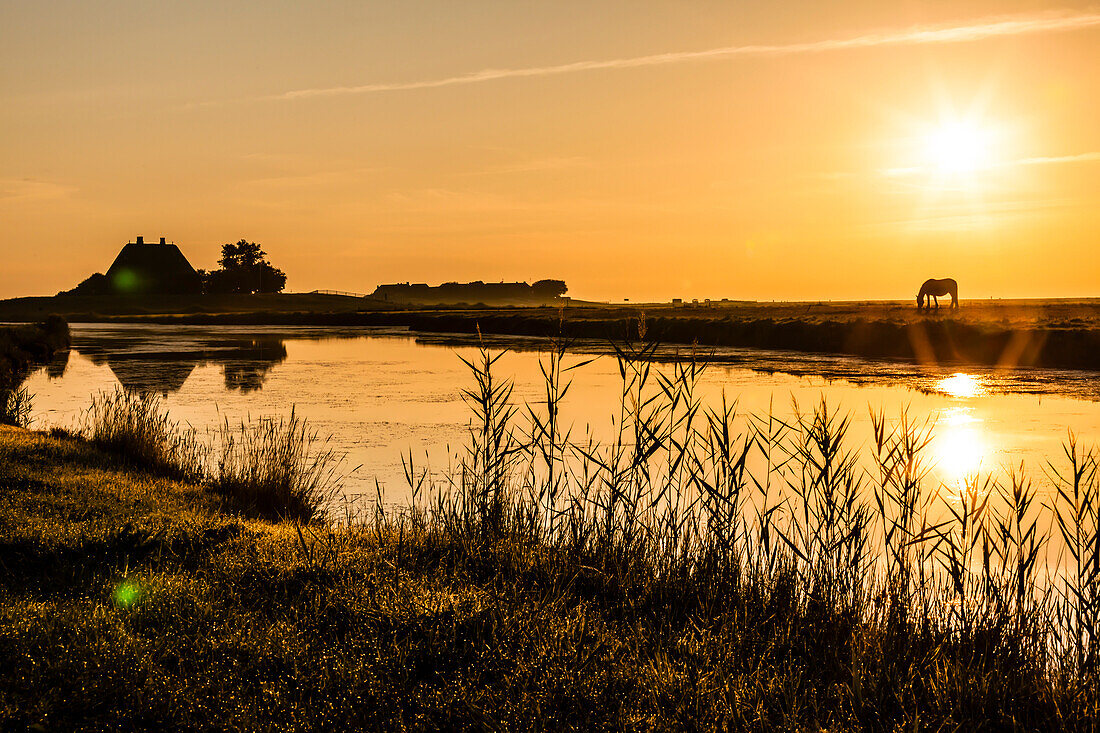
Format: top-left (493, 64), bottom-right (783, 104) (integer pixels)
top-left (2, 1), bottom-right (1098, 302)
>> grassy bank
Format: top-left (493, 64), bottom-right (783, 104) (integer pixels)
top-left (2, 342), bottom-right (1099, 730)
top-left (134, 301), bottom-right (1100, 370)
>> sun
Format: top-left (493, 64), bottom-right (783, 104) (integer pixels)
top-left (922, 119), bottom-right (993, 176)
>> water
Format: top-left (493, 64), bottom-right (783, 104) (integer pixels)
top-left (21, 324), bottom-right (1100, 508)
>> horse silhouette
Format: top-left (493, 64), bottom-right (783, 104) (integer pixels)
top-left (917, 278), bottom-right (958, 309)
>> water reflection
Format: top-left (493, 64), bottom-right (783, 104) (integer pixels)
top-left (70, 329), bottom-right (288, 395)
top-left (933, 408), bottom-right (988, 490)
top-left (20, 325), bottom-right (1100, 511)
top-left (929, 374), bottom-right (990, 491)
top-left (935, 373), bottom-right (985, 398)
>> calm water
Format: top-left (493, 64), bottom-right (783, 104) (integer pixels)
top-left (21, 324), bottom-right (1100, 507)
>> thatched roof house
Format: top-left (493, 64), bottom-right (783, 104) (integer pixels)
top-left (65, 236), bottom-right (203, 296)
top-left (101, 236), bottom-right (202, 295)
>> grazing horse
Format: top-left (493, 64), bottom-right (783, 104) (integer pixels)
top-left (917, 278), bottom-right (958, 309)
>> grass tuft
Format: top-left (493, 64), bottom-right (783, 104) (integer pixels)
top-left (209, 408), bottom-right (343, 522)
top-left (0, 385), bottom-right (33, 427)
top-left (80, 389), bottom-right (206, 480)
top-left (79, 389), bottom-right (344, 521)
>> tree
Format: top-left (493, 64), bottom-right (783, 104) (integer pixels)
top-left (219, 240), bottom-right (267, 271)
top-left (532, 279), bottom-right (568, 298)
top-left (202, 240), bottom-right (287, 294)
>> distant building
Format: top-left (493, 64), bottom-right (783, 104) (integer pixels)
top-left (66, 236), bottom-right (203, 296)
top-left (371, 279), bottom-right (567, 306)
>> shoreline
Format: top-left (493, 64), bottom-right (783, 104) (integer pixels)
top-left (4, 295), bottom-right (1100, 371)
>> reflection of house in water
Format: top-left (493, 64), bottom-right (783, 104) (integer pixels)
top-left (73, 331), bottom-right (288, 396)
top-left (103, 357), bottom-right (198, 394)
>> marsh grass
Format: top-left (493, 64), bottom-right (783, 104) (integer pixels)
top-left (79, 389), bottom-right (345, 521)
top-left (209, 409), bottom-right (343, 522)
top-left (0, 385), bottom-right (33, 427)
top-left (81, 390), bottom-right (206, 480)
top-left (385, 336), bottom-right (1100, 727)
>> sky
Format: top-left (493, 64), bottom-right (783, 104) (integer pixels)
top-left (2, 0), bottom-right (1098, 302)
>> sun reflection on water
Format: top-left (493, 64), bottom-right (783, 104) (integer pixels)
top-left (933, 408), bottom-right (989, 491)
top-left (935, 373), bottom-right (985, 398)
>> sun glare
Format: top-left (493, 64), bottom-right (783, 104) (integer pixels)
top-left (923, 120), bottom-right (991, 175)
top-left (935, 373), bottom-right (985, 398)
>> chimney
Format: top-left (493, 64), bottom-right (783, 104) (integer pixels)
top-left (159, 237), bottom-right (166, 245)
top-left (136, 235), bottom-right (144, 245)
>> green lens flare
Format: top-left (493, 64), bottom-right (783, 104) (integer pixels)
top-left (113, 579), bottom-right (143, 608)
top-left (112, 269), bottom-right (140, 293)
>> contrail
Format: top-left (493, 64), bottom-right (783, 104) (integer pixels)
top-left (265, 11), bottom-right (1100, 101)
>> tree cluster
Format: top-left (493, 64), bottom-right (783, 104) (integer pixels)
top-left (199, 240), bottom-right (286, 295)
top-left (532, 279), bottom-right (568, 298)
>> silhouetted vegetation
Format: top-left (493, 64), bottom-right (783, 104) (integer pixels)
top-left (200, 239), bottom-right (287, 294)
top-left (372, 278), bottom-right (567, 305)
top-left (0, 316), bottom-right (69, 426)
top-left (2, 339), bottom-right (1098, 729)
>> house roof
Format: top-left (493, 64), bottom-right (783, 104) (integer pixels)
top-left (104, 241), bottom-right (202, 294)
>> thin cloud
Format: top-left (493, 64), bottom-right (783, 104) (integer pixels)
top-left (0, 178), bottom-right (75, 202)
top-left (265, 11), bottom-right (1100, 102)
top-left (459, 156), bottom-right (593, 177)
top-left (878, 151), bottom-right (1100, 178)
top-left (1017, 151), bottom-right (1100, 166)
